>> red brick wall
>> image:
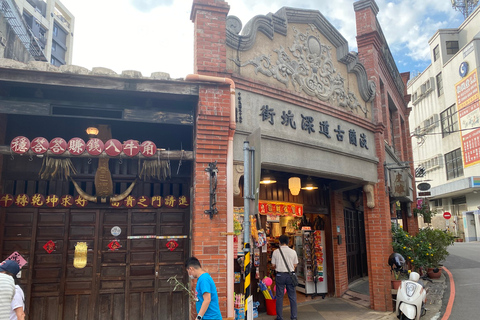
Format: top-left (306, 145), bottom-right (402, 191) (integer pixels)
top-left (191, 0), bottom-right (230, 76)
top-left (192, 85), bottom-right (231, 318)
top-left (330, 190), bottom-right (348, 296)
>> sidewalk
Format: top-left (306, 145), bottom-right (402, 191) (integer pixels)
top-left (254, 273), bottom-right (447, 320)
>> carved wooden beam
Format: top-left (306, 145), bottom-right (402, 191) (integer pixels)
top-left (0, 146), bottom-right (193, 160)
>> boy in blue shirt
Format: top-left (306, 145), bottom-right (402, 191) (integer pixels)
top-left (185, 257), bottom-right (222, 320)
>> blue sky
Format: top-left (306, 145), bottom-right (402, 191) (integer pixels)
top-left (59, 0), bottom-right (469, 79)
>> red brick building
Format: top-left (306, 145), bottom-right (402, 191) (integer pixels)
top-left (190, 0), bottom-right (417, 317)
top-left (0, 1), bottom-right (417, 320)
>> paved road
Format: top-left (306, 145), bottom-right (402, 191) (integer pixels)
top-left (442, 241), bottom-right (480, 320)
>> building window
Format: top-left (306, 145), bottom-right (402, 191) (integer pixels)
top-left (53, 25), bottom-right (58, 37)
top-left (445, 148), bottom-right (463, 180)
top-left (433, 45), bottom-right (440, 61)
top-left (436, 72), bottom-right (443, 96)
top-left (446, 41), bottom-right (459, 55)
top-left (441, 104), bottom-right (458, 137)
top-left (52, 42), bottom-right (56, 51)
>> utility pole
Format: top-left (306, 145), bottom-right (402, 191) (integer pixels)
top-left (451, 0), bottom-right (479, 19)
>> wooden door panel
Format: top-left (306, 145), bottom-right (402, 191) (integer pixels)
top-left (63, 295), bottom-right (90, 320)
top-left (131, 211), bottom-right (156, 223)
top-left (38, 211), bottom-right (66, 224)
top-left (5, 226), bottom-right (33, 237)
top-left (4, 210), bottom-right (33, 223)
top-left (160, 211), bottom-right (187, 223)
top-left (129, 292), bottom-right (155, 320)
top-left (97, 293), bottom-right (126, 320)
top-left (130, 264), bottom-right (155, 277)
top-left (158, 291), bottom-right (188, 320)
top-left (130, 239), bottom-right (156, 250)
top-left (30, 296), bottom-right (60, 320)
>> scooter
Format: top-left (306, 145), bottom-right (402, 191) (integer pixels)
top-left (395, 271), bottom-right (429, 320)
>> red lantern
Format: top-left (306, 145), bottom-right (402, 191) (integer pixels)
top-left (68, 138), bottom-right (86, 155)
top-left (140, 141), bottom-right (157, 157)
top-left (86, 138), bottom-right (104, 156)
top-left (49, 137), bottom-right (67, 155)
top-left (10, 136), bottom-right (30, 154)
top-left (104, 139), bottom-right (123, 157)
top-left (31, 137), bottom-right (49, 154)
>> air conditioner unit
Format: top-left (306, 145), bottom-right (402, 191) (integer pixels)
top-left (425, 79), bottom-right (431, 91)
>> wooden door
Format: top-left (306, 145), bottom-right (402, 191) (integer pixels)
top-left (0, 207), bottom-right (190, 320)
top-left (344, 208), bottom-right (368, 282)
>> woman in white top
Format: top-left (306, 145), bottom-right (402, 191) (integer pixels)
top-left (10, 284), bottom-right (25, 320)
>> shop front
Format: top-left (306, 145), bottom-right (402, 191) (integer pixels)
top-left (0, 65), bottom-right (226, 320)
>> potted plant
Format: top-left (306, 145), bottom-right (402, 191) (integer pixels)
top-left (420, 228), bottom-right (455, 278)
top-left (413, 201), bottom-right (436, 224)
top-left (392, 225), bottom-right (434, 275)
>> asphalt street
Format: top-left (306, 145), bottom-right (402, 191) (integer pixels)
top-left (442, 241), bottom-right (480, 320)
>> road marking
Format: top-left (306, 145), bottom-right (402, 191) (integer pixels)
top-left (440, 266), bottom-right (455, 320)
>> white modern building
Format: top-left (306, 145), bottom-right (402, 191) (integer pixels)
top-left (2, 0), bottom-right (74, 65)
top-left (408, 6), bottom-right (480, 242)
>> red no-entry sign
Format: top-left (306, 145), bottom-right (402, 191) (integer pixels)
top-left (443, 212), bottom-right (452, 219)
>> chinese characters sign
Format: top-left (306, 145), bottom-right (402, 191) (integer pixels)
top-left (455, 69), bottom-right (480, 167)
top-left (258, 200), bottom-right (303, 217)
top-left (0, 193), bottom-right (188, 209)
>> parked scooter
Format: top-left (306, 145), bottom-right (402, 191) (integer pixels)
top-left (388, 253), bottom-right (432, 320)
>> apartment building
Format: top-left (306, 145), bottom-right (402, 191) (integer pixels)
top-left (408, 6), bottom-right (480, 241)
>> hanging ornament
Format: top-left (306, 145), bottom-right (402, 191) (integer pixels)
top-left (43, 240), bottom-right (56, 254)
top-left (46, 194), bottom-right (60, 207)
top-left (0, 194), bottom-right (14, 207)
top-left (73, 242), bottom-right (88, 269)
top-left (104, 139), bottom-right (123, 156)
top-left (10, 136), bottom-right (30, 154)
top-left (123, 140), bottom-right (139, 157)
top-left (49, 137), bottom-right (67, 155)
top-left (31, 194), bottom-right (45, 207)
top-left (31, 137), bottom-right (49, 154)
top-left (68, 138), bottom-right (86, 155)
top-left (166, 239), bottom-right (178, 251)
top-left (60, 195), bottom-right (74, 207)
top-left (108, 240), bottom-right (121, 251)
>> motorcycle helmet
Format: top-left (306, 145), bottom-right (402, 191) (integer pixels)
top-left (388, 252), bottom-right (405, 271)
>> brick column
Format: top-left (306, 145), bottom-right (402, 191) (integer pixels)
top-left (192, 85), bottom-right (231, 318)
top-left (191, 0), bottom-right (230, 76)
top-left (330, 190), bottom-right (348, 296)
top-left (355, 0), bottom-right (394, 311)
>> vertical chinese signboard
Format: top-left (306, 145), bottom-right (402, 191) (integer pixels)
top-left (455, 69), bottom-right (480, 167)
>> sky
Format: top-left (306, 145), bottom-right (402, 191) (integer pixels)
top-left (59, 0), bottom-right (468, 79)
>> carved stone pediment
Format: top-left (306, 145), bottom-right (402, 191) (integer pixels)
top-left (226, 7), bottom-right (375, 118)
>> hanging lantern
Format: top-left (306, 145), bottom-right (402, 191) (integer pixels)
top-left (288, 177), bottom-right (301, 196)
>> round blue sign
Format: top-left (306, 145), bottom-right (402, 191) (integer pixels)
top-left (459, 62), bottom-right (468, 77)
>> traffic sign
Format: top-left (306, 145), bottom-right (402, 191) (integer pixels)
top-left (443, 212), bottom-right (451, 220)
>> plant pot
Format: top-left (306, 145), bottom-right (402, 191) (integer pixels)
top-left (391, 279), bottom-right (402, 290)
top-left (427, 267), bottom-right (442, 279)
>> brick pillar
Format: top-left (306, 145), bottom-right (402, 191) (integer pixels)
top-left (191, 0), bottom-right (230, 76)
top-left (355, 0), bottom-right (394, 311)
top-left (192, 84), bottom-right (231, 319)
top-left (330, 190), bottom-right (348, 296)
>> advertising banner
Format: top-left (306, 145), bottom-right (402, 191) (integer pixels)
top-left (455, 69), bottom-right (480, 167)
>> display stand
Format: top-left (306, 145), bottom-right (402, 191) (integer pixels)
top-left (294, 229), bottom-right (327, 298)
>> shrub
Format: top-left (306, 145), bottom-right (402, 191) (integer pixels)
top-left (391, 225), bottom-right (435, 272)
top-left (419, 228), bottom-right (455, 267)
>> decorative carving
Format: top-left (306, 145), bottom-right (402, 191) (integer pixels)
top-left (232, 25), bottom-right (368, 115)
top-left (233, 164), bottom-right (244, 196)
top-left (363, 184), bottom-right (375, 209)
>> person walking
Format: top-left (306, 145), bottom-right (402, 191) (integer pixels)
top-left (0, 261), bottom-right (20, 320)
top-left (185, 257), bottom-right (222, 320)
top-left (271, 235), bottom-right (299, 320)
